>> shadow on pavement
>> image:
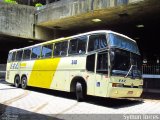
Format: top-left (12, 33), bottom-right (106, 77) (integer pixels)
top-left (2, 80), bottom-right (160, 109)
top-left (85, 96), bottom-right (143, 109)
top-left (27, 86), bottom-right (77, 100)
top-left (0, 103), bottom-right (61, 120)
top-left (27, 86), bottom-right (143, 109)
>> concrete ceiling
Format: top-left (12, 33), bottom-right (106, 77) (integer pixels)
top-left (37, 0), bottom-right (160, 31)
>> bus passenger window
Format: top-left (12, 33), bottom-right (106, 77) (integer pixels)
top-left (97, 52), bottom-right (108, 74)
top-left (7, 52), bottom-right (13, 62)
top-left (54, 41), bottom-right (68, 56)
top-left (69, 36), bottom-right (87, 55)
top-left (88, 34), bottom-right (107, 52)
top-left (42, 44), bottom-right (53, 58)
top-left (69, 39), bottom-right (77, 54)
top-left (31, 46), bottom-right (41, 59)
top-left (23, 49), bottom-right (31, 60)
top-left (16, 50), bottom-right (23, 61)
top-left (86, 54), bottom-right (95, 72)
top-left (11, 52), bottom-right (16, 62)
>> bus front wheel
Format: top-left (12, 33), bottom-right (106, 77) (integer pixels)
top-left (21, 76), bottom-right (27, 89)
top-left (14, 75), bottom-right (20, 88)
top-left (76, 82), bottom-right (85, 102)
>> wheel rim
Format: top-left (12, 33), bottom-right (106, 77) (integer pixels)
top-left (76, 83), bottom-right (83, 101)
top-left (15, 76), bottom-right (20, 87)
top-left (22, 79), bottom-right (25, 88)
top-left (21, 77), bottom-right (27, 89)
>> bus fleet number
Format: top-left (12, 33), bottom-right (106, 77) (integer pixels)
top-left (71, 60), bottom-right (77, 65)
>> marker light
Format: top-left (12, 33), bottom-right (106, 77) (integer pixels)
top-left (136, 24), bottom-right (144, 28)
top-left (92, 19), bottom-right (102, 22)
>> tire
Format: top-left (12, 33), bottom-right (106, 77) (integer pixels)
top-left (14, 75), bottom-right (20, 88)
top-left (76, 82), bottom-right (85, 102)
top-left (21, 76), bottom-right (27, 89)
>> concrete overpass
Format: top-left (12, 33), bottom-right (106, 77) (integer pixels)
top-left (36, 0), bottom-right (160, 36)
top-left (36, 0), bottom-right (159, 30)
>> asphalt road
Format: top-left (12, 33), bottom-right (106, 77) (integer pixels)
top-left (0, 80), bottom-right (160, 120)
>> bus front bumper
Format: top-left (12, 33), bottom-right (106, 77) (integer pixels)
top-left (108, 87), bottom-right (143, 98)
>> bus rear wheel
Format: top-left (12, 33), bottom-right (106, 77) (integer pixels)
top-left (21, 76), bottom-right (27, 89)
top-left (76, 82), bottom-right (85, 102)
top-left (14, 75), bottom-right (20, 88)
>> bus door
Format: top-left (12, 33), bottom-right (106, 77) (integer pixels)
top-left (86, 53), bottom-right (96, 96)
top-left (95, 51), bottom-right (109, 97)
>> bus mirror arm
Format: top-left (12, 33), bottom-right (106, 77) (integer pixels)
top-left (109, 65), bottom-right (112, 76)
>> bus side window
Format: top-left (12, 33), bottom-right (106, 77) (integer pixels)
top-left (31, 46), bottom-right (41, 59)
top-left (88, 34), bottom-right (107, 52)
top-left (69, 39), bottom-right (77, 54)
top-left (69, 36), bottom-right (87, 55)
top-left (23, 49), bottom-right (31, 60)
top-left (96, 51), bottom-right (108, 74)
top-left (11, 52), bottom-right (16, 62)
top-left (42, 44), bottom-right (53, 58)
top-left (7, 52), bottom-right (13, 62)
top-left (54, 41), bottom-right (68, 56)
top-left (16, 50), bottom-right (23, 61)
top-left (86, 54), bottom-right (95, 72)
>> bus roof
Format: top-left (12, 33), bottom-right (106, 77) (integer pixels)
top-left (9, 30), bottom-right (136, 52)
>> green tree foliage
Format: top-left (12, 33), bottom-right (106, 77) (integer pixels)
top-left (35, 3), bottom-right (43, 7)
top-left (4, 0), bottom-right (18, 4)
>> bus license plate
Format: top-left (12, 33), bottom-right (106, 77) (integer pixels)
top-left (127, 91), bottom-right (133, 94)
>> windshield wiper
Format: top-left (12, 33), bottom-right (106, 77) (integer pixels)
top-left (125, 65), bottom-right (135, 78)
top-left (125, 65), bottom-right (142, 79)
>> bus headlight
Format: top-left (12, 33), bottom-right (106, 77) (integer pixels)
top-left (112, 83), bottom-right (124, 87)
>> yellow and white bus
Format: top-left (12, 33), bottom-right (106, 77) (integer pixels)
top-left (6, 30), bottom-right (143, 101)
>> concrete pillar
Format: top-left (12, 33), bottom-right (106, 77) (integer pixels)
top-left (35, 26), bottom-right (55, 40)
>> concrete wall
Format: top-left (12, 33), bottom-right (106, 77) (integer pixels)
top-left (0, 3), bottom-right (35, 39)
top-left (36, 0), bottom-right (142, 24)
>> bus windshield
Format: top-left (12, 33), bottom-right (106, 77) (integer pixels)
top-left (108, 33), bottom-right (140, 55)
top-left (110, 48), bottom-right (142, 78)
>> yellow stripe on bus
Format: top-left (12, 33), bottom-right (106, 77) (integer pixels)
top-left (28, 58), bottom-right (61, 88)
top-left (20, 63), bottom-right (27, 67)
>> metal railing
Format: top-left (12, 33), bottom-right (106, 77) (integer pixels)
top-left (142, 65), bottom-right (160, 75)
